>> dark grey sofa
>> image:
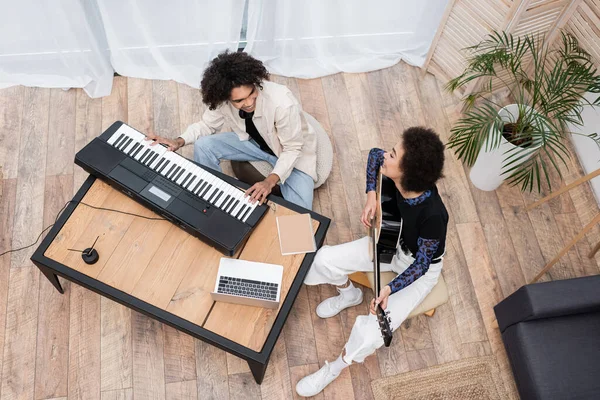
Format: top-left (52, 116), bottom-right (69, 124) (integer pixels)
top-left (494, 275), bottom-right (600, 400)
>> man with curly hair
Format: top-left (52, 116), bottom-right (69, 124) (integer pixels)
top-left (296, 127), bottom-right (449, 397)
top-left (147, 50), bottom-right (317, 209)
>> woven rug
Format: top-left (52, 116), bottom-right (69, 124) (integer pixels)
top-left (371, 355), bottom-right (506, 400)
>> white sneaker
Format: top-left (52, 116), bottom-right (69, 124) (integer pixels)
top-left (316, 286), bottom-right (363, 318)
top-left (296, 361), bottom-right (340, 397)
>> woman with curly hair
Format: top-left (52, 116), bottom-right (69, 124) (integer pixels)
top-left (147, 50), bottom-right (317, 209)
top-left (296, 127), bottom-right (449, 397)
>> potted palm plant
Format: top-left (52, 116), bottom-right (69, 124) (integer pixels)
top-left (446, 31), bottom-right (600, 192)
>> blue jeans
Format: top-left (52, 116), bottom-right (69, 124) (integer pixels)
top-left (193, 132), bottom-right (314, 210)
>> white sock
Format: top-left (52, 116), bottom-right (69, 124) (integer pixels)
top-left (329, 354), bottom-right (350, 375)
top-left (338, 280), bottom-right (355, 294)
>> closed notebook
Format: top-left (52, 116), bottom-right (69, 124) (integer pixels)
top-left (276, 213), bottom-right (316, 255)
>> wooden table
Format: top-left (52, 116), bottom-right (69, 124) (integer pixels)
top-left (31, 174), bottom-right (330, 384)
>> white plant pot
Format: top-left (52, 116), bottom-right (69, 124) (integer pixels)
top-left (469, 104), bottom-right (539, 191)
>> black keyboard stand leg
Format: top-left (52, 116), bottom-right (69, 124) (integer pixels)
top-left (36, 263), bottom-right (64, 294)
top-left (248, 359), bottom-right (268, 384)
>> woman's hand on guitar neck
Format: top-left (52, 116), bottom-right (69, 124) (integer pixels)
top-left (361, 191), bottom-right (378, 228)
top-left (370, 285), bottom-right (392, 314)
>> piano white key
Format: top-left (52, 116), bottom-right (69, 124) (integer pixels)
top-left (133, 140), bottom-right (151, 161)
top-left (230, 197), bottom-right (246, 217)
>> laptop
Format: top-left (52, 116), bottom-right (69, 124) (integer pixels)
top-left (210, 258), bottom-right (284, 309)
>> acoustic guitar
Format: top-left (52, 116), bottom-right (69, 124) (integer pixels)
top-left (368, 171), bottom-right (402, 347)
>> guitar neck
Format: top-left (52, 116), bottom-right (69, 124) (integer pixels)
top-left (371, 227), bottom-right (381, 294)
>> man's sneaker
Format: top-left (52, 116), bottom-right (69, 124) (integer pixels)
top-left (316, 286), bottom-right (363, 318)
top-left (296, 361), bottom-right (340, 397)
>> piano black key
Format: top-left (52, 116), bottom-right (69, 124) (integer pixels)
top-left (208, 189), bottom-right (221, 203)
top-left (165, 164), bottom-right (177, 177)
top-left (128, 142), bottom-right (141, 155)
top-left (200, 184), bottom-right (212, 198)
top-left (153, 157), bottom-right (166, 171)
top-left (236, 204), bottom-right (247, 218)
top-left (113, 133), bottom-right (126, 148)
top-left (139, 148), bottom-right (151, 162)
top-left (180, 172), bottom-right (192, 187)
top-left (212, 191), bottom-right (223, 204)
top-left (120, 137), bottom-right (133, 151)
top-left (174, 168), bottom-right (185, 182)
top-left (147, 153), bottom-right (159, 166)
top-left (131, 145), bottom-right (144, 158)
top-left (239, 206), bottom-right (252, 221)
top-left (195, 180), bottom-right (207, 194)
top-left (158, 160), bottom-right (170, 173)
top-left (229, 199), bottom-right (240, 213)
top-left (142, 150), bottom-right (156, 165)
top-left (220, 195), bottom-right (231, 208)
top-left (169, 166), bottom-right (182, 180)
top-left (191, 180), bottom-right (203, 193)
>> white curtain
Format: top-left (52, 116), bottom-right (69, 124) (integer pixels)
top-left (96, 0), bottom-right (245, 88)
top-left (0, 0), bottom-right (113, 97)
top-left (245, 0), bottom-right (449, 78)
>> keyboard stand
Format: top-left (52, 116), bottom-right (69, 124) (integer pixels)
top-left (31, 173), bottom-right (330, 384)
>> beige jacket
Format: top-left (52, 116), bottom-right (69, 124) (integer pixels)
top-left (179, 81), bottom-right (317, 184)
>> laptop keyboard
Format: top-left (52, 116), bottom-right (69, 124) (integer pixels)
top-left (217, 276), bottom-right (278, 301)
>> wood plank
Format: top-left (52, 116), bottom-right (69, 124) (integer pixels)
top-left (177, 83), bottom-right (205, 161)
top-left (466, 174), bottom-right (525, 297)
top-left (195, 340), bottom-right (229, 400)
top-left (260, 337), bottom-right (294, 400)
top-left (164, 238), bottom-right (224, 327)
top-left (226, 353), bottom-right (250, 375)
top-left (74, 90), bottom-right (102, 192)
top-left (366, 68), bottom-right (404, 150)
top-left (96, 217), bottom-right (172, 295)
top-left (0, 86), bottom-right (24, 179)
top-left (49, 188), bottom-right (155, 280)
top-left (132, 312), bottom-right (166, 400)
top-left (496, 183), bottom-right (548, 283)
top-left (101, 388), bottom-right (133, 400)
top-left (421, 73), bottom-right (480, 225)
top-left (127, 78), bottom-right (154, 136)
top-left (555, 212), bottom-right (600, 277)
top-left (457, 222), bottom-right (519, 399)
top-left (130, 227), bottom-right (205, 309)
top-left (47, 89), bottom-right (77, 176)
top-left (321, 74), bottom-right (367, 240)
top-left (438, 219), bottom-right (488, 343)
top-left (400, 315), bottom-right (434, 351)
top-left (0, 266), bottom-right (40, 400)
top-left (297, 78), bottom-right (353, 246)
top-left (102, 76), bottom-right (128, 131)
top-left (165, 380), bottom-right (197, 400)
top-left (11, 87), bottom-right (50, 268)
top-left (227, 373), bottom-right (261, 400)
top-left (522, 190), bottom-right (576, 281)
top-left (0, 177), bottom-right (16, 387)
top-left (427, 302), bottom-right (463, 364)
top-left (100, 297), bottom-right (132, 391)
top-left (68, 284), bottom-right (101, 400)
top-left (406, 348), bottom-right (439, 371)
top-left (343, 73), bottom-right (382, 151)
top-left (163, 325), bottom-right (196, 384)
top-left (204, 205), bottom-right (319, 351)
top-left (282, 285), bottom-right (318, 367)
top-left (34, 174), bottom-right (73, 400)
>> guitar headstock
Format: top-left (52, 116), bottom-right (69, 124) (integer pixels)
top-left (376, 304), bottom-right (393, 347)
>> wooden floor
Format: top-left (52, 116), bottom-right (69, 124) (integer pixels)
top-left (1, 62), bottom-right (599, 400)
